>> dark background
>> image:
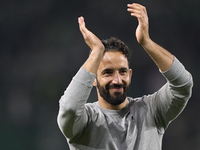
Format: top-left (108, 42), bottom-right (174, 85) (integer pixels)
top-left (0, 0), bottom-right (199, 149)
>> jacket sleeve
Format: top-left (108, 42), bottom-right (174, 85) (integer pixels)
top-left (57, 67), bottom-right (96, 140)
top-left (148, 57), bottom-right (193, 130)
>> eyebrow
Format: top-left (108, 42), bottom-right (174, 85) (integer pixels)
top-left (119, 67), bottom-right (129, 71)
top-left (101, 69), bottom-right (114, 74)
top-left (101, 67), bottom-right (129, 74)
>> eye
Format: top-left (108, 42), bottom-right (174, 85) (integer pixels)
top-left (102, 69), bottom-right (114, 76)
top-left (119, 69), bottom-right (128, 75)
top-left (120, 71), bottom-right (127, 75)
top-left (103, 71), bottom-right (113, 75)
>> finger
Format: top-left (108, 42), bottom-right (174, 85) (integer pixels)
top-left (128, 10), bottom-right (145, 19)
top-left (127, 3), bottom-right (146, 13)
top-left (78, 16), bottom-right (86, 32)
top-left (127, 10), bottom-right (144, 19)
top-left (127, 8), bottom-right (141, 15)
top-left (127, 4), bottom-right (147, 19)
top-left (127, 3), bottom-right (144, 9)
top-left (78, 16), bottom-right (89, 39)
top-left (78, 16), bottom-right (85, 27)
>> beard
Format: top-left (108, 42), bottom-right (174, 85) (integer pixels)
top-left (96, 79), bottom-right (130, 105)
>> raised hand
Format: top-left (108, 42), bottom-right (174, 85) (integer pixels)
top-left (78, 16), bottom-right (104, 52)
top-left (127, 3), bottom-right (174, 71)
top-left (78, 16), bottom-right (105, 74)
top-left (127, 3), bottom-right (150, 46)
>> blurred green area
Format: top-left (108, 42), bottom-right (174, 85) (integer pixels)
top-left (0, 0), bottom-right (199, 149)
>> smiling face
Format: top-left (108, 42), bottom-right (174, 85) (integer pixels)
top-left (94, 51), bottom-right (132, 110)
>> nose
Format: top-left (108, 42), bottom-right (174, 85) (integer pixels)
top-left (112, 72), bottom-right (122, 84)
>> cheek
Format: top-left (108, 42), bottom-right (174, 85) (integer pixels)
top-left (97, 77), bottom-right (111, 88)
top-left (101, 76), bottom-right (113, 83)
top-left (122, 75), bottom-right (131, 82)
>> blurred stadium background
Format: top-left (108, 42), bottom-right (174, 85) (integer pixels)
top-left (0, 0), bottom-right (199, 149)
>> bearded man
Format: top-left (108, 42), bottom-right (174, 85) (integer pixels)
top-left (57, 3), bottom-right (193, 150)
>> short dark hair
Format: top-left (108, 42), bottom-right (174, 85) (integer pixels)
top-left (101, 37), bottom-right (131, 65)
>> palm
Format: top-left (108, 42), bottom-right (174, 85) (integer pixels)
top-left (136, 26), bottom-right (143, 44)
top-left (78, 17), bottom-right (104, 51)
top-left (135, 19), bottom-right (149, 46)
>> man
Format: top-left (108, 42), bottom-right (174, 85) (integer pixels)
top-left (57, 3), bottom-right (193, 150)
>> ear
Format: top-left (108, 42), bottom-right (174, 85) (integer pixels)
top-left (129, 69), bottom-right (133, 78)
top-left (93, 78), bottom-right (97, 87)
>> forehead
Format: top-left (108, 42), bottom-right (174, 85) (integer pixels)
top-left (98, 51), bottom-right (129, 72)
